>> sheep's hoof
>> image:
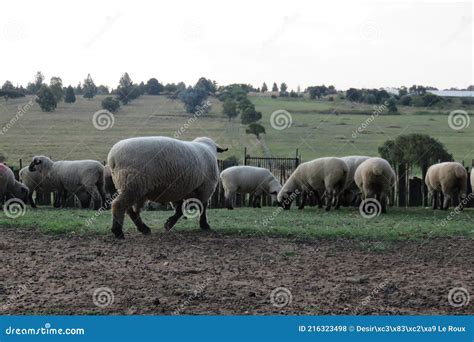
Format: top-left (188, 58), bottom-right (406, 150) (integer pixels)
top-left (226, 206), bottom-right (234, 210)
top-left (137, 225), bottom-right (151, 235)
top-left (200, 223), bottom-right (211, 231)
top-left (112, 230), bottom-right (125, 239)
top-left (325, 207), bottom-right (331, 211)
top-left (164, 220), bottom-right (176, 231)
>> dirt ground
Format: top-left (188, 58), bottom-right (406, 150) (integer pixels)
top-left (0, 227), bottom-right (472, 315)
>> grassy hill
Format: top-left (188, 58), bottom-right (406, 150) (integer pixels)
top-left (0, 94), bottom-right (472, 169)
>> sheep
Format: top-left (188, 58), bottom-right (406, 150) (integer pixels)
top-left (425, 162), bottom-right (467, 210)
top-left (220, 166), bottom-right (282, 209)
top-left (354, 157), bottom-right (396, 213)
top-left (19, 166), bottom-right (58, 208)
top-left (103, 165), bottom-right (117, 198)
top-left (0, 163), bottom-right (29, 207)
top-left (340, 156), bottom-right (371, 206)
top-left (28, 156), bottom-right (106, 210)
top-left (277, 157), bottom-right (349, 210)
top-left (107, 136), bottom-right (228, 239)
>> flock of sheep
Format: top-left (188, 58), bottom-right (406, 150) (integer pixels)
top-left (0, 135), bottom-right (471, 239)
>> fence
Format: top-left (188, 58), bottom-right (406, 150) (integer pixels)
top-left (5, 156), bottom-right (474, 209)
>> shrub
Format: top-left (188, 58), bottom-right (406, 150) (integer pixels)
top-left (101, 97), bottom-right (120, 113)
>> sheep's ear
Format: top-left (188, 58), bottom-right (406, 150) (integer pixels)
top-left (216, 144), bottom-right (228, 153)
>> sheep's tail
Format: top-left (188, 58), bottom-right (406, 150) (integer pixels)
top-left (372, 163), bottom-right (384, 176)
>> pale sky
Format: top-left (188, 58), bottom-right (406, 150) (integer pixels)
top-left (1, 0), bottom-right (472, 91)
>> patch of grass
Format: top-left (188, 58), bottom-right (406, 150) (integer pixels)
top-left (1, 207), bottom-right (472, 241)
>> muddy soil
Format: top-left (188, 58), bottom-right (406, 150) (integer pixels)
top-left (0, 227), bottom-right (472, 315)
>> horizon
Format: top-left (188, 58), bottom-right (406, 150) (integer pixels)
top-left (1, 0), bottom-right (472, 91)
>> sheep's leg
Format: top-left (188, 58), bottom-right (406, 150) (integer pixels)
top-left (298, 191), bottom-right (307, 210)
top-left (324, 189), bottom-right (333, 211)
top-left (97, 181), bottom-right (106, 208)
top-left (127, 207), bottom-right (151, 235)
top-left (199, 202), bottom-right (211, 230)
top-left (380, 194), bottom-right (387, 214)
top-left (432, 191), bottom-right (438, 210)
top-left (334, 188), bottom-right (342, 210)
top-left (315, 191), bottom-right (323, 209)
top-left (224, 190), bottom-right (234, 210)
top-left (164, 200), bottom-right (183, 231)
top-left (111, 193), bottom-right (130, 239)
top-left (442, 192), bottom-right (452, 210)
top-left (28, 191), bottom-right (37, 209)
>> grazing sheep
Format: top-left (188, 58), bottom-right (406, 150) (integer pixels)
top-left (220, 166), bottom-right (282, 209)
top-left (354, 157), bottom-right (396, 213)
top-left (107, 136), bottom-right (228, 239)
top-left (28, 156), bottom-right (106, 210)
top-left (425, 162), bottom-right (467, 210)
top-left (19, 166), bottom-right (58, 208)
top-left (0, 163), bottom-right (29, 206)
top-left (277, 157), bottom-right (349, 210)
top-left (340, 155), bottom-right (371, 205)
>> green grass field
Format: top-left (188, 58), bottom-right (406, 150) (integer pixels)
top-left (1, 207), bottom-right (472, 241)
top-left (0, 94), bottom-right (473, 169)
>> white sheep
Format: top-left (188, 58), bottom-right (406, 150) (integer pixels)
top-left (354, 157), bottom-right (396, 213)
top-left (28, 156), bottom-right (106, 210)
top-left (0, 163), bottom-right (29, 207)
top-left (220, 166), bottom-right (282, 209)
top-left (19, 166), bottom-right (60, 208)
top-left (340, 155), bottom-right (371, 205)
top-left (277, 157), bottom-right (349, 210)
top-left (425, 162), bottom-right (467, 210)
top-left (107, 136), bottom-right (227, 238)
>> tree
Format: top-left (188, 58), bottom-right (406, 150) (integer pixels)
top-left (246, 123), bottom-right (265, 139)
top-left (399, 95), bottom-right (412, 106)
top-left (272, 82), bottom-right (278, 92)
top-left (241, 106), bottom-right (262, 124)
top-left (83, 74), bottom-right (97, 99)
top-left (399, 87), bottom-right (408, 97)
top-left (102, 97), bottom-right (120, 112)
top-left (179, 85), bottom-right (208, 113)
top-left (75, 82), bottom-right (83, 95)
top-left (117, 73), bottom-right (134, 104)
top-left (195, 77), bottom-right (217, 94)
top-left (1, 81), bottom-right (14, 91)
top-left (64, 85), bottom-right (76, 103)
top-left (26, 71), bottom-right (44, 94)
top-left (49, 77), bottom-right (64, 102)
top-left (222, 99), bottom-right (238, 121)
top-left (97, 85), bottom-right (110, 95)
top-left (146, 78), bottom-right (164, 95)
top-left (386, 97), bottom-right (398, 113)
top-left (379, 134), bottom-right (452, 206)
top-left (261, 82), bottom-right (268, 92)
top-left (280, 82), bottom-right (287, 93)
top-left (36, 85), bottom-right (57, 112)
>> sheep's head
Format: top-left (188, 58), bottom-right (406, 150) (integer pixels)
top-left (268, 180), bottom-right (283, 204)
top-left (29, 155), bottom-right (53, 173)
top-left (13, 181), bottom-right (29, 203)
top-left (193, 137), bottom-right (228, 155)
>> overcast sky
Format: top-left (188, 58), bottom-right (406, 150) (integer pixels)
top-left (1, 0), bottom-right (472, 90)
